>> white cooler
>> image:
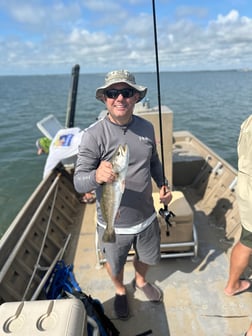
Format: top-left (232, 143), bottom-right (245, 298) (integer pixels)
top-left (0, 298), bottom-right (87, 335)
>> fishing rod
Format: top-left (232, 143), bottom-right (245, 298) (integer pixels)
top-left (152, 0), bottom-right (175, 233)
top-left (152, 0), bottom-right (165, 181)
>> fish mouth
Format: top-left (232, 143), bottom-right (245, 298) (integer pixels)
top-left (120, 144), bottom-right (129, 156)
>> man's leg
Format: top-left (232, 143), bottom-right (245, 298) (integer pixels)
top-left (105, 262), bottom-right (125, 295)
top-left (105, 262), bottom-right (129, 319)
top-left (245, 322), bottom-right (252, 336)
top-left (133, 256), bottom-right (162, 302)
top-left (132, 219), bottom-right (162, 301)
top-left (224, 241), bottom-right (252, 296)
top-left (133, 257), bottom-right (149, 287)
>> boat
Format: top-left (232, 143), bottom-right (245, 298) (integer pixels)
top-left (0, 64), bottom-right (250, 335)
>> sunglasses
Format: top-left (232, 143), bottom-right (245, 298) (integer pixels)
top-left (105, 88), bottom-right (135, 99)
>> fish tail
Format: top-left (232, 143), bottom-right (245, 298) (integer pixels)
top-left (102, 228), bottom-right (116, 243)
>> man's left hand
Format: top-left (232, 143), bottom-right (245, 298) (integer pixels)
top-left (159, 185), bottom-right (172, 205)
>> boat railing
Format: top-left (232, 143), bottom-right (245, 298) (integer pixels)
top-left (30, 234), bottom-right (71, 300)
top-left (0, 175), bottom-right (61, 283)
top-left (0, 171), bottom-right (78, 302)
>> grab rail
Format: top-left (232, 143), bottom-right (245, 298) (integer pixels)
top-left (0, 174), bottom-right (61, 283)
top-left (31, 234), bottom-right (71, 300)
top-left (22, 178), bottom-right (60, 300)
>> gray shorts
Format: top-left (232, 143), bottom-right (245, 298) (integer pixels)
top-left (97, 218), bottom-right (161, 276)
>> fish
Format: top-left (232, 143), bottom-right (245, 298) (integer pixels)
top-left (100, 144), bottom-right (129, 243)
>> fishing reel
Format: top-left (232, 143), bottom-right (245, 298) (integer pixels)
top-left (159, 205), bottom-right (175, 236)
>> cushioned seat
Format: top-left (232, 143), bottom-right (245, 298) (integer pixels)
top-left (153, 191), bottom-right (196, 255)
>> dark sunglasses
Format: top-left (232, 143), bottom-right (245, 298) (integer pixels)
top-left (105, 88), bottom-right (135, 99)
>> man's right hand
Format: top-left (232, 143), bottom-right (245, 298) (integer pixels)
top-left (95, 161), bottom-right (116, 184)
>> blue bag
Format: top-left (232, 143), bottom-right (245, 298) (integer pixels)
top-left (44, 260), bottom-right (120, 336)
top-left (45, 260), bottom-right (81, 299)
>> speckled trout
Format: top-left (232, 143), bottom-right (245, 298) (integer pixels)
top-left (100, 144), bottom-right (129, 243)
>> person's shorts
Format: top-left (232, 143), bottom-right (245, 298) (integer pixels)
top-left (240, 226), bottom-right (252, 248)
top-left (236, 172), bottom-right (252, 233)
top-left (97, 218), bottom-right (161, 276)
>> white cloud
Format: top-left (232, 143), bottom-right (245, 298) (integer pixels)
top-left (216, 9), bottom-right (239, 24)
top-left (175, 5), bottom-right (208, 19)
top-left (1, 2), bottom-right (252, 74)
top-left (11, 4), bottom-right (46, 24)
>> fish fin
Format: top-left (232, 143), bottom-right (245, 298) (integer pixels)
top-left (102, 228), bottom-right (116, 243)
top-left (115, 210), bottom-right (121, 220)
top-left (119, 179), bottom-right (126, 193)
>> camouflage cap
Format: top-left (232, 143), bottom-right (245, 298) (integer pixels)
top-left (36, 137), bottom-right (51, 154)
top-left (96, 70), bottom-right (147, 103)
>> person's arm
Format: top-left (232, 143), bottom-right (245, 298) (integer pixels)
top-left (149, 126), bottom-right (172, 205)
top-left (74, 131), bottom-right (102, 194)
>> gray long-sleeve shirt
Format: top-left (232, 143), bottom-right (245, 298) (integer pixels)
top-left (74, 114), bottom-right (167, 229)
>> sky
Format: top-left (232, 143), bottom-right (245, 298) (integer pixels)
top-left (1, 0), bottom-right (252, 75)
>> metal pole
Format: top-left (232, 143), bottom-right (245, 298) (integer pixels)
top-left (65, 64), bottom-right (80, 128)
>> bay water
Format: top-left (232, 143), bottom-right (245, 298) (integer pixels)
top-left (1, 70), bottom-right (252, 236)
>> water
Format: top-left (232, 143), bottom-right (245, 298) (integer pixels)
top-left (1, 70), bottom-right (252, 236)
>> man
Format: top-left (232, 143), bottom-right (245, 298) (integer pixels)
top-left (224, 115), bottom-right (252, 335)
top-left (74, 70), bottom-right (172, 319)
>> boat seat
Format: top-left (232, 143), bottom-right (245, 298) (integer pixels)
top-left (153, 190), bottom-right (198, 258)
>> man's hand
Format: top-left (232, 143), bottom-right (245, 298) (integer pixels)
top-left (159, 185), bottom-right (172, 205)
top-left (95, 161), bottom-right (116, 184)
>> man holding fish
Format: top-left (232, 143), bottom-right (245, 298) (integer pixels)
top-left (74, 70), bottom-right (172, 320)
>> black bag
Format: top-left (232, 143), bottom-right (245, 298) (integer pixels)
top-left (45, 260), bottom-right (120, 336)
top-left (69, 290), bottom-right (120, 336)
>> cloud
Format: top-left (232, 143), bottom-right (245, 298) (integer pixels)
top-left (1, 2), bottom-right (252, 75)
top-left (175, 5), bottom-right (208, 19)
top-left (10, 4), bottom-right (46, 25)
